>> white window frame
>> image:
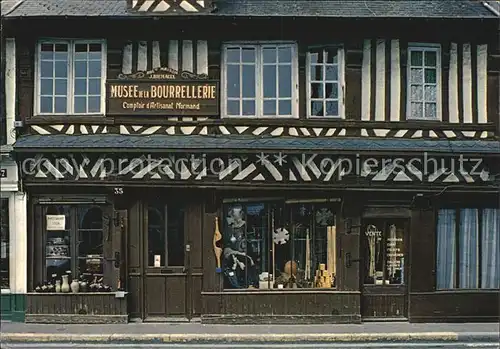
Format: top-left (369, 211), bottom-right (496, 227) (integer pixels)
top-left (34, 39), bottom-right (107, 116)
top-left (306, 46), bottom-right (345, 119)
top-left (406, 43), bottom-right (442, 121)
top-left (221, 42), bottom-right (299, 119)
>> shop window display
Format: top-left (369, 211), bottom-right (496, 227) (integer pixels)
top-left (222, 201), bottom-right (336, 290)
top-left (35, 204), bottom-right (112, 293)
top-left (1, 198), bottom-right (9, 290)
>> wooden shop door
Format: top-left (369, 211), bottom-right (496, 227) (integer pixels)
top-left (142, 201), bottom-right (202, 321)
top-left (360, 218), bottom-right (409, 320)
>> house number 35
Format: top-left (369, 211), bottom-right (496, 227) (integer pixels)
top-left (114, 187), bottom-right (124, 195)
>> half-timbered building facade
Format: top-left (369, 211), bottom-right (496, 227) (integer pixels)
top-left (2, 0), bottom-right (499, 323)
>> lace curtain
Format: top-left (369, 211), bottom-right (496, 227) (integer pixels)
top-left (481, 209), bottom-right (499, 289)
top-left (436, 209), bottom-right (456, 289)
top-left (459, 209), bottom-right (479, 288)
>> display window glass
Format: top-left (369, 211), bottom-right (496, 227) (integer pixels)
top-left (362, 219), bottom-right (406, 285)
top-left (222, 200), bottom-right (337, 290)
top-left (1, 198), bottom-right (9, 290)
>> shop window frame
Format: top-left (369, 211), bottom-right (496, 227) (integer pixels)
top-left (34, 39), bottom-right (107, 117)
top-left (435, 207), bottom-right (500, 290)
top-left (220, 198), bottom-right (339, 292)
top-left (0, 196), bottom-right (10, 292)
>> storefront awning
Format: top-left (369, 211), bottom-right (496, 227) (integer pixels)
top-left (12, 134), bottom-right (500, 155)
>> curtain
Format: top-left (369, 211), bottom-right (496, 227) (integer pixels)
top-left (436, 209), bottom-right (456, 289)
top-left (459, 209), bottom-right (479, 288)
top-left (481, 209), bottom-right (500, 289)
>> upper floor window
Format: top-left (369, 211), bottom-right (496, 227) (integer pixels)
top-left (222, 43), bottom-right (298, 118)
top-left (436, 208), bottom-right (499, 290)
top-left (407, 45), bottom-right (441, 120)
top-left (306, 47), bottom-right (345, 118)
top-left (35, 40), bottom-right (106, 116)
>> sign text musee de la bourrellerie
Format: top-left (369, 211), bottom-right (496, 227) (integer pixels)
top-left (106, 67), bottom-right (219, 116)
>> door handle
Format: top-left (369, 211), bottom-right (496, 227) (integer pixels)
top-left (345, 252), bottom-right (361, 268)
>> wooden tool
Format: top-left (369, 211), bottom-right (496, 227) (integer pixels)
top-left (213, 216), bottom-right (223, 273)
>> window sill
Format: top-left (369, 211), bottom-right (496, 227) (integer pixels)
top-left (1, 288), bottom-right (11, 294)
top-left (26, 115), bottom-right (114, 125)
top-left (412, 289), bottom-right (500, 294)
top-left (203, 289), bottom-right (359, 295)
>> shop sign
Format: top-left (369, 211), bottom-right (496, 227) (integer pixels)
top-left (106, 67), bottom-right (219, 116)
top-left (46, 215), bottom-right (66, 231)
top-left (0, 169), bottom-right (6, 178)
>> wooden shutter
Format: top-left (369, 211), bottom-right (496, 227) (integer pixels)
top-left (103, 209), bottom-right (127, 290)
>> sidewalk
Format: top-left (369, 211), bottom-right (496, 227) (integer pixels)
top-left (1, 321), bottom-right (499, 344)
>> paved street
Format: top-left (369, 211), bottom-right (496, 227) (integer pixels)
top-left (2, 342), bottom-right (500, 348)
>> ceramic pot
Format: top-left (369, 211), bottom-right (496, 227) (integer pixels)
top-left (55, 280), bottom-right (61, 293)
top-left (61, 275), bottom-right (70, 293)
top-left (79, 281), bottom-right (88, 293)
top-left (70, 279), bottom-right (80, 293)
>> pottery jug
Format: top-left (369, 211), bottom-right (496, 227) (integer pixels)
top-left (61, 275), bottom-right (70, 293)
top-left (79, 280), bottom-right (88, 293)
top-left (55, 280), bottom-right (61, 293)
top-left (70, 279), bottom-right (79, 293)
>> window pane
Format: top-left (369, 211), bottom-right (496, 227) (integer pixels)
top-left (325, 65), bottom-right (338, 81)
top-left (74, 79), bottom-right (87, 95)
top-left (385, 223), bottom-right (405, 285)
top-left (424, 85), bottom-right (436, 102)
top-left (311, 83), bottom-right (323, 99)
top-left (41, 43), bottom-right (54, 52)
top-left (424, 103), bottom-right (437, 118)
top-left (278, 47), bottom-right (292, 62)
top-left (459, 209), bottom-right (479, 288)
top-left (263, 65), bottom-right (277, 98)
top-left (481, 209), bottom-right (500, 289)
top-left (227, 100), bottom-right (240, 115)
top-left (311, 101), bottom-right (323, 116)
top-left (41, 50), bottom-right (54, 61)
top-left (424, 68), bottom-right (436, 83)
top-left (74, 96), bottom-right (86, 113)
top-left (436, 209), bottom-right (456, 289)
top-left (1, 199), bottom-right (9, 289)
top-left (54, 79), bottom-right (67, 96)
top-left (88, 79), bottom-right (101, 95)
top-left (326, 49), bottom-right (338, 64)
top-left (75, 43), bottom-right (88, 52)
top-left (309, 52), bottom-right (319, 64)
top-left (167, 205), bottom-right (185, 266)
top-left (310, 65), bottom-right (322, 81)
top-left (410, 50), bottom-right (423, 66)
top-left (54, 52), bottom-right (68, 61)
top-left (263, 100), bottom-right (276, 115)
top-left (227, 65), bottom-right (240, 98)
top-left (45, 205), bottom-right (71, 282)
top-left (54, 97), bottom-right (67, 113)
top-left (325, 101), bottom-right (338, 116)
top-left (278, 100), bottom-right (291, 115)
top-left (241, 48), bottom-right (255, 63)
top-left (425, 51), bottom-right (437, 66)
top-left (242, 100), bottom-right (255, 116)
top-left (241, 65), bottom-right (255, 98)
top-left (263, 48), bottom-right (276, 63)
top-left (226, 48), bottom-right (240, 63)
top-left (278, 65), bottom-right (291, 98)
top-left (40, 79), bottom-right (53, 95)
top-left (363, 223), bottom-right (383, 284)
top-left (88, 61), bottom-right (101, 78)
top-left (148, 204), bottom-right (165, 267)
top-left (54, 61), bottom-right (68, 78)
top-left (410, 102), bottom-right (423, 118)
top-left (222, 203), bottom-right (267, 289)
top-left (410, 68), bottom-right (423, 84)
top-left (54, 43), bottom-right (68, 52)
top-left (88, 97), bottom-right (100, 113)
top-left (410, 85), bottom-right (423, 101)
top-left (75, 61), bottom-right (87, 78)
top-left (325, 83), bottom-right (338, 99)
top-left (41, 61), bottom-right (54, 78)
top-left (40, 97), bottom-right (53, 113)
top-left (77, 206), bottom-right (103, 277)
